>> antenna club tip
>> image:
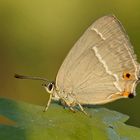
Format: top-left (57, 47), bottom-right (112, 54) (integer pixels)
top-left (14, 74), bottom-right (49, 82)
top-left (14, 74), bottom-right (21, 78)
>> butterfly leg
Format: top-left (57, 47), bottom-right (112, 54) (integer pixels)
top-left (43, 94), bottom-right (52, 112)
top-left (69, 107), bottom-right (76, 113)
top-left (60, 96), bottom-right (89, 115)
top-left (77, 103), bottom-right (89, 116)
top-left (60, 98), bottom-right (77, 113)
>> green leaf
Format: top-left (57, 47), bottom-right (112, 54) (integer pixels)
top-left (0, 98), bottom-right (140, 140)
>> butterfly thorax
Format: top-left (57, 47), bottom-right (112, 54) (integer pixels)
top-left (44, 82), bottom-right (77, 107)
top-left (54, 87), bottom-right (78, 107)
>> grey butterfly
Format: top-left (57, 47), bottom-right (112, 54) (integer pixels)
top-left (15, 15), bottom-right (140, 115)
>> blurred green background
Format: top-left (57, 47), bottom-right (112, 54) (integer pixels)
top-left (0, 0), bottom-right (140, 127)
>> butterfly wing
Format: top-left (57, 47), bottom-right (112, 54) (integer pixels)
top-left (56, 15), bottom-right (139, 105)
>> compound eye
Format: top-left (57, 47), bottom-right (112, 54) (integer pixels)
top-left (123, 72), bottom-right (131, 80)
top-left (45, 83), bottom-right (54, 93)
top-left (47, 82), bottom-right (54, 93)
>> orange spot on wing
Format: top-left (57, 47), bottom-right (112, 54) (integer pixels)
top-left (123, 72), bottom-right (132, 80)
top-left (122, 91), bottom-right (129, 97)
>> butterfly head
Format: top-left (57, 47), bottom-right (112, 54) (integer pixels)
top-left (43, 82), bottom-right (60, 101)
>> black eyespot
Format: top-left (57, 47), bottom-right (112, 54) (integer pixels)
top-left (126, 73), bottom-right (130, 78)
top-left (128, 93), bottom-right (134, 99)
top-left (123, 72), bottom-right (131, 80)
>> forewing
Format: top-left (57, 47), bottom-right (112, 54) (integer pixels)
top-left (56, 15), bottom-right (139, 104)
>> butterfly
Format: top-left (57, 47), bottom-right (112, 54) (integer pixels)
top-left (15, 15), bottom-right (140, 115)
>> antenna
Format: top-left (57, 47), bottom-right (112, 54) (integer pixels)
top-left (14, 74), bottom-right (49, 82)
